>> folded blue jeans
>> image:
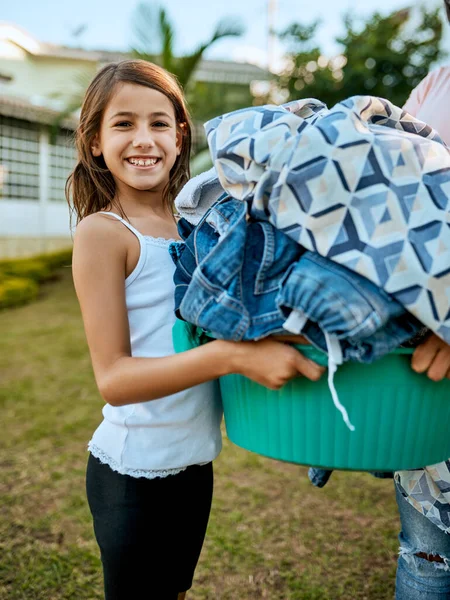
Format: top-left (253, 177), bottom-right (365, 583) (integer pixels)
top-left (170, 198), bottom-right (422, 362)
top-left (278, 251), bottom-right (422, 363)
top-left (170, 196), bottom-right (304, 341)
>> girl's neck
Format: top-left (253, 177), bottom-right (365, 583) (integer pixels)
top-left (104, 179), bottom-right (179, 239)
top-left (105, 197), bottom-right (179, 239)
top-left (112, 188), bottom-right (170, 220)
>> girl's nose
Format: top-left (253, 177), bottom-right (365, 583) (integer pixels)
top-left (132, 130), bottom-right (155, 149)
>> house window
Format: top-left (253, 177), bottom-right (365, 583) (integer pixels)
top-left (49, 130), bottom-right (76, 202)
top-left (0, 116), bottom-right (40, 200)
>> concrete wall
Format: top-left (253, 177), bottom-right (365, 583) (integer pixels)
top-left (0, 236), bottom-right (72, 258)
top-left (0, 199), bottom-right (72, 258)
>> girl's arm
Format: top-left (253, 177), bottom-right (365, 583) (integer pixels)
top-left (73, 216), bottom-right (325, 407)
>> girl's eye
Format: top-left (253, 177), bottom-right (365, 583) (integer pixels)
top-left (153, 122), bottom-right (169, 128)
top-left (114, 121), bottom-right (132, 128)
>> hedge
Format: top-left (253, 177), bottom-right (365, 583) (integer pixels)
top-left (34, 248), bottom-right (73, 270)
top-left (0, 248), bottom-right (72, 309)
top-left (0, 258), bottom-right (52, 283)
top-left (0, 277), bottom-right (39, 309)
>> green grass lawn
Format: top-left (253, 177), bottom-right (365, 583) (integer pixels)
top-left (0, 270), bottom-right (400, 599)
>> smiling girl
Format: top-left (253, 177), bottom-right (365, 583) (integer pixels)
top-left (67, 60), bottom-right (324, 600)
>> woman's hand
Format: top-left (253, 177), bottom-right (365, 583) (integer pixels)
top-left (228, 338), bottom-right (325, 390)
top-left (411, 334), bottom-right (450, 381)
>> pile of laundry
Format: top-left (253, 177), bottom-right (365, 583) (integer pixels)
top-left (170, 95), bottom-right (450, 429)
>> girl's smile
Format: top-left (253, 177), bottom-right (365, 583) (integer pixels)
top-left (126, 156), bottom-right (161, 168)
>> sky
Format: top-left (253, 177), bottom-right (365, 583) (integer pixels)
top-left (3, 0), bottom-right (450, 69)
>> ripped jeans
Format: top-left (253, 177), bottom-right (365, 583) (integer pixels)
top-left (396, 484), bottom-right (450, 599)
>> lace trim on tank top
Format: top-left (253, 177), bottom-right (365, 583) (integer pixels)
top-left (98, 211), bottom-right (182, 247)
top-left (143, 235), bottom-right (182, 247)
top-left (88, 442), bottom-right (187, 479)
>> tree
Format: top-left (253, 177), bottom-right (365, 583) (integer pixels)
top-left (273, 6), bottom-right (445, 109)
top-left (132, 4), bottom-right (243, 89)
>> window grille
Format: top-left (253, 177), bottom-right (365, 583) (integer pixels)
top-left (49, 130), bottom-right (76, 202)
top-left (0, 116), bottom-right (40, 200)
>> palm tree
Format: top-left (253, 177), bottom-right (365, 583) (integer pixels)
top-left (131, 3), bottom-right (245, 90)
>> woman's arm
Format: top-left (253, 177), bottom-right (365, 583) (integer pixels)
top-left (412, 334), bottom-right (450, 381)
top-left (403, 70), bottom-right (437, 117)
top-left (73, 216), bottom-right (325, 407)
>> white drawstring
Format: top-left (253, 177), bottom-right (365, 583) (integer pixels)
top-left (283, 311), bottom-right (355, 431)
top-left (324, 332), bottom-right (355, 431)
top-left (283, 309), bottom-right (308, 333)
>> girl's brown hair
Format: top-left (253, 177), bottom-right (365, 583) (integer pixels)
top-left (66, 59), bottom-right (192, 223)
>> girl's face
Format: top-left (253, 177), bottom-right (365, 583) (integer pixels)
top-left (92, 82), bottom-right (182, 200)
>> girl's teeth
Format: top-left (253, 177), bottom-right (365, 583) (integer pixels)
top-left (129, 158), bottom-right (158, 166)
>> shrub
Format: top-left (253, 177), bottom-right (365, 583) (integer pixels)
top-left (0, 277), bottom-right (39, 309)
top-left (0, 258), bottom-right (53, 283)
top-left (0, 248), bottom-right (73, 282)
top-left (0, 247), bottom-right (73, 309)
top-left (35, 248), bottom-right (73, 270)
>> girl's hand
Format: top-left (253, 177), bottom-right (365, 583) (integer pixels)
top-left (229, 338), bottom-right (325, 390)
top-left (411, 334), bottom-right (450, 381)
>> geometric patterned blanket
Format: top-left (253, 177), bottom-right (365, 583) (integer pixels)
top-left (395, 461), bottom-right (450, 534)
top-left (205, 96), bottom-right (450, 343)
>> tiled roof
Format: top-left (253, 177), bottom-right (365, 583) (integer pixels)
top-left (0, 94), bottom-right (78, 129)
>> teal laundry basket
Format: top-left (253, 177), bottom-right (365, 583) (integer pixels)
top-left (219, 346), bottom-right (450, 471)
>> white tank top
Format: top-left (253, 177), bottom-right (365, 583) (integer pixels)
top-left (88, 212), bottom-right (223, 478)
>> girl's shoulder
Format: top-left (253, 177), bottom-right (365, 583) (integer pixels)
top-left (75, 212), bottom-right (128, 243)
top-left (73, 212), bottom-right (130, 264)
